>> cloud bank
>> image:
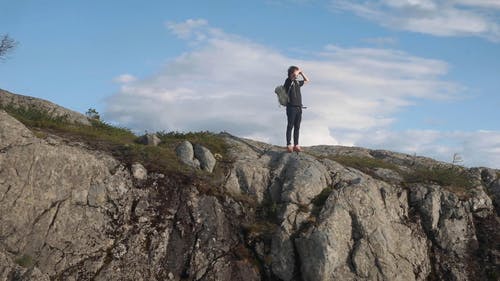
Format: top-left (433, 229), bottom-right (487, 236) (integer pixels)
top-left (331, 0), bottom-right (500, 41)
top-left (103, 19), bottom-right (500, 168)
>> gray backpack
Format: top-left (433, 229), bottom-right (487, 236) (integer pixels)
top-left (274, 82), bottom-right (293, 106)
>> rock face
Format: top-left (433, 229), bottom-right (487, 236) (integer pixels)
top-left (219, 134), bottom-right (499, 281)
top-left (296, 174), bottom-right (429, 281)
top-left (0, 109), bottom-right (258, 281)
top-left (0, 88), bottom-right (91, 125)
top-left (1, 104), bottom-right (499, 281)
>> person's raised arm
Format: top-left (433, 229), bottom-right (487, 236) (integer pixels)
top-left (299, 69), bottom-right (309, 83)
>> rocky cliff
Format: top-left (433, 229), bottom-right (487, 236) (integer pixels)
top-left (0, 91), bottom-right (499, 281)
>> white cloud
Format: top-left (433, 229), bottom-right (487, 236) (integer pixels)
top-left (113, 74), bottom-right (137, 84)
top-left (362, 36), bottom-right (398, 46)
top-left (331, 0), bottom-right (500, 41)
top-left (456, 0), bottom-right (500, 9)
top-left (355, 129), bottom-right (500, 168)
top-left (165, 18), bottom-right (209, 40)
top-left (103, 19), bottom-right (500, 168)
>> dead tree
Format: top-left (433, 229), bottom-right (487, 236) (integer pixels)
top-left (0, 35), bottom-right (17, 60)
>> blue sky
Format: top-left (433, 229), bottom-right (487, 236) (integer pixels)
top-left (1, 0), bottom-right (499, 168)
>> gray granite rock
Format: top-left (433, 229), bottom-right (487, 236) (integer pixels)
top-left (131, 162), bottom-right (147, 180)
top-left (137, 133), bottom-right (161, 146)
top-left (193, 143), bottom-right (216, 173)
top-left (175, 140), bottom-right (200, 169)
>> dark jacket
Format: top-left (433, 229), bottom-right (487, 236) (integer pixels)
top-left (284, 78), bottom-right (304, 107)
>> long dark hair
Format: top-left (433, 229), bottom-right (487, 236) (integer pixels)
top-left (288, 65), bottom-right (299, 78)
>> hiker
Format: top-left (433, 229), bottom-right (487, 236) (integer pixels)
top-left (283, 66), bottom-right (309, 153)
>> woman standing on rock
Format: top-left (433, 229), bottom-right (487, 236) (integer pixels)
top-left (283, 65), bottom-right (309, 153)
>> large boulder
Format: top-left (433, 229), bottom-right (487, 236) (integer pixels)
top-left (175, 140), bottom-right (201, 169)
top-left (193, 143), bottom-right (216, 173)
top-left (175, 141), bottom-right (217, 173)
top-left (137, 133), bottom-right (161, 146)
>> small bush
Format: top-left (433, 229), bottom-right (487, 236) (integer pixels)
top-left (85, 108), bottom-right (100, 120)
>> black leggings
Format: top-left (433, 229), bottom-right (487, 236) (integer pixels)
top-left (286, 106), bottom-right (302, 146)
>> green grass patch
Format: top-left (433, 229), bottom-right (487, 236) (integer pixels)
top-left (0, 104), bottom-right (230, 177)
top-left (1, 103), bottom-right (136, 143)
top-left (309, 152), bottom-right (476, 196)
top-left (404, 165), bottom-right (475, 195)
top-left (14, 254), bottom-right (34, 267)
top-left (329, 155), bottom-right (400, 172)
top-left (1, 103), bottom-right (69, 126)
top-left (32, 130), bottom-right (47, 139)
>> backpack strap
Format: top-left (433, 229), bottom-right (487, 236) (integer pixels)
top-left (286, 79), bottom-right (294, 94)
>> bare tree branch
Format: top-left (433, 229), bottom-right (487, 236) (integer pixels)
top-left (0, 35), bottom-right (18, 60)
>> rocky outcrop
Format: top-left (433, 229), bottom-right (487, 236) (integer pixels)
top-left (0, 88), bottom-right (91, 125)
top-left (219, 134), bottom-right (499, 281)
top-left (0, 109), bottom-right (256, 281)
top-left (1, 102), bottom-right (499, 281)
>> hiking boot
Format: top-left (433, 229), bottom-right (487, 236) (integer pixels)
top-left (293, 145), bottom-right (302, 152)
top-left (286, 145), bottom-right (293, 153)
